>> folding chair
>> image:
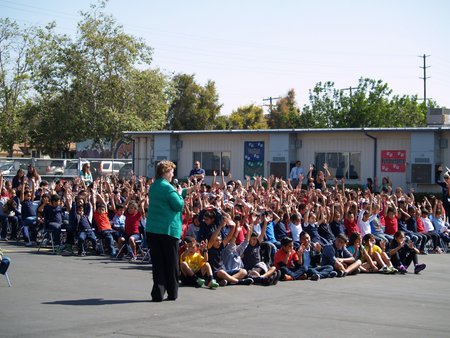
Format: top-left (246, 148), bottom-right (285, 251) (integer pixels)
top-left (37, 229), bottom-right (56, 254)
top-left (1, 256), bottom-right (11, 287)
top-left (4, 272), bottom-right (11, 287)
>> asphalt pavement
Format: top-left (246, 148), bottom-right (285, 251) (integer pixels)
top-left (1, 241), bottom-right (450, 338)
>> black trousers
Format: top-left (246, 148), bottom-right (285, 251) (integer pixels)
top-left (147, 232), bottom-right (180, 301)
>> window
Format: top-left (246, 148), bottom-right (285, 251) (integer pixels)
top-left (315, 152), bottom-right (361, 180)
top-left (193, 151), bottom-right (230, 176)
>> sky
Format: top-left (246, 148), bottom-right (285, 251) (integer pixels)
top-left (1, 0), bottom-right (449, 115)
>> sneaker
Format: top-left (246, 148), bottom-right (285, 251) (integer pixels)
top-left (196, 278), bottom-right (205, 287)
top-left (420, 250), bottom-right (428, 255)
top-left (414, 263), bottom-right (426, 274)
top-left (435, 247), bottom-right (443, 254)
top-left (388, 267), bottom-right (398, 274)
top-left (336, 270), bottom-right (346, 278)
top-left (271, 270), bottom-right (281, 285)
top-left (398, 265), bottom-right (408, 274)
top-left (329, 271), bottom-right (338, 278)
top-left (379, 266), bottom-right (389, 274)
top-left (310, 274), bottom-right (320, 281)
top-left (257, 277), bottom-right (269, 285)
top-left (298, 273), bottom-right (308, 280)
top-left (218, 279), bottom-right (228, 287)
top-left (237, 277), bottom-right (254, 285)
top-left (25, 241), bottom-right (34, 247)
top-left (207, 279), bottom-right (219, 289)
top-left (0, 237), bottom-right (8, 241)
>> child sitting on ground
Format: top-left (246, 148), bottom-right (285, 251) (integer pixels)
top-left (362, 233), bottom-right (397, 274)
top-left (207, 213), bottom-right (253, 286)
top-left (180, 236), bottom-right (219, 289)
top-left (273, 237), bottom-right (307, 281)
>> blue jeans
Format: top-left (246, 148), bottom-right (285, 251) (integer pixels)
top-left (279, 265), bottom-right (307, 280)
top-left (77, 230), bottom-right (97, 253)
top-left (0, 256), bottom-right (10, 275)
top-left (99, 230), bottom-right (116, 255)
top-left (306, 265), bottom-right (334, 279)
top-left (45, 222), bottom-right (62, 245)
top-left (0, 215), bottom-right (7, 238)
top-left (23, 216), bottom-right (37, 242)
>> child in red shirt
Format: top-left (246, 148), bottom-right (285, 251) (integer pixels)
top-left (344, 211), bottom-right (360, 237)
top-left (273, 237), bottom-right (306, 281)
top-left (118, 200), bottom-right (145, 260)
top-left (384, 206), bottom-right (399, 235)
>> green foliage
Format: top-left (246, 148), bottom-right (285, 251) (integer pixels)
top-left (268, 89), bottom-right (301, 129)
top-left (0, 18), bottom-right (32, 155)
top-left (228, 104), bottom-right (267, 129)
top-left (213, 115), bottom-right (230, 130)
top-left (167, 73), bottom-right (222, 130)
top-left (23, 1), bottom-right (168, 155)
top-left (301, 78), bottom-right (430, 128)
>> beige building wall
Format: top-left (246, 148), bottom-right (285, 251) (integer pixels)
top-left (127, 128), bottom-right (450, 193)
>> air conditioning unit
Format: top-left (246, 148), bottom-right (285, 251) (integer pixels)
top-left (427, 108), bottom-right (450, 126)
top-left (411, 164), bottom-right (432, 184)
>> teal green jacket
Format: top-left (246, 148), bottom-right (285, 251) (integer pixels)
top-left (146, 178), bottom-right (186, 239)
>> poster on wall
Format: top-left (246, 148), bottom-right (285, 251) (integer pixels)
top-left (381, 150), bottom-right (406, 172)
top-left (244, 141), bottom-right (264, 177)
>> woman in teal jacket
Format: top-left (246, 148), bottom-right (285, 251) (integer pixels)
top-left (146, 160), bottom-right (195, 302)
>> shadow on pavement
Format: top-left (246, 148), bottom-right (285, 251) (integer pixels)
top-left (42, 298), bottom-right (150, 306)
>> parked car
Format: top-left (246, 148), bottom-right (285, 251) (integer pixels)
top-left (0, 162), bottom-right (15, 175)
top-left (118, 162), bottom-right (133, 180)
top-left (46, 160), bottom-right (67, 176)
top-left (64, 160), bottom-right (90, 177)
top-left (90, 160), bottom-right (125, 179)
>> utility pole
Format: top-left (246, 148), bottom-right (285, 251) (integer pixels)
top-left (419, 54), bottom-right (431, 107)
top-left (263, 96), bottom-right (281, 114)
top-left (341, 87), bottom-right (356, 96)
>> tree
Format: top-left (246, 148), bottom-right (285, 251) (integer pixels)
top-left (301, 78), bottom-right (430, 128)
top-left (213, 115), bottom-right (230, 130)
top-left (167, 73), bottom-right (222, 130)
top-left (299, 82), bottom-right (339, 128)
top-left (0, 18), bottom-right (32, 156)
top-left (268, 89), bottom-right (301, 129)
top-left (228, 104), bottom-right (267, 129)
top-left (26, 1), bottom-right (168, 155)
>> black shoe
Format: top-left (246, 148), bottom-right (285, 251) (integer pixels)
top-left (336, 270), bottom-right (344, 277)
top-left (237, 278), bottom-right (254, 285)
top-left (310, 274), bottom-right (320, 281)
top-left (271, 270), bottom-right (281, 285)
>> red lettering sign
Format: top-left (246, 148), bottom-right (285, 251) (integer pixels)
top-left (381, 150), bottom-right (406, 172)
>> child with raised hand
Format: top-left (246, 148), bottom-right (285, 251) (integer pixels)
top-left (207, 212), bottom-right (253, 286)
top-left (180, 236), bottom-right (219, 289)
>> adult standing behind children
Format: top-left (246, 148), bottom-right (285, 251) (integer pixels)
top-left (189, 161), bottom-right (205, 183)
top-left (146, 160), bottom-right (196, 302)
top-left (289, 161), bottom-right (304, 189)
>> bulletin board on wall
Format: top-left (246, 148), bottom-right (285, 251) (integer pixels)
top-left (244, 141), bottom-right (264, 177)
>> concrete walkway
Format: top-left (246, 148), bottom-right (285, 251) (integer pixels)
top-left (1, 242), bottom-right (450, 337)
